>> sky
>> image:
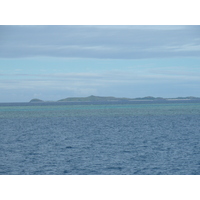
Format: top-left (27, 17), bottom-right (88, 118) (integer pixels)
top-left (0, 25), bottom-right (200, 102)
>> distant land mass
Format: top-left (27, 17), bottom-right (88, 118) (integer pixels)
top-left (29, 98), bottom-right (44, 103)
top-left (29, 95), bottom-right (200, 103)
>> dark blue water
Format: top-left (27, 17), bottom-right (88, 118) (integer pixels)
top-left (1, 101), bottom-right (200, 175)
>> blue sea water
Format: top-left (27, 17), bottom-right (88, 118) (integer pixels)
top-left (0, 100), bottom-right (200, 175)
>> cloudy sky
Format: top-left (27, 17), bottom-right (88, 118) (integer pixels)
top-left (0, 25), bottom-right (200, 102)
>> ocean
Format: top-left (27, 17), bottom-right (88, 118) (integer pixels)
top-left (0, 100), bottom-right (200, 175)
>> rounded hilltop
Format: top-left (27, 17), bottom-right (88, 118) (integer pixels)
top-left (29, 98), bottom-right (44, 103)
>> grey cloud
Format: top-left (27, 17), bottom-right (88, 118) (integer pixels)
top-left (0, 72), bottom-right (103, 80)
top-left (0, 25), bottom-right (200, 59)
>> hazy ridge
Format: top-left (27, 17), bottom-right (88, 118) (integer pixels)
top-left (29, 95), bottom-right (200, 103)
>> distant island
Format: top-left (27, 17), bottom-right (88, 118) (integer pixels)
top-left (29, 98), bottom-right (44, 103)
top-left (29, 95), bottom-right (200, 103)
